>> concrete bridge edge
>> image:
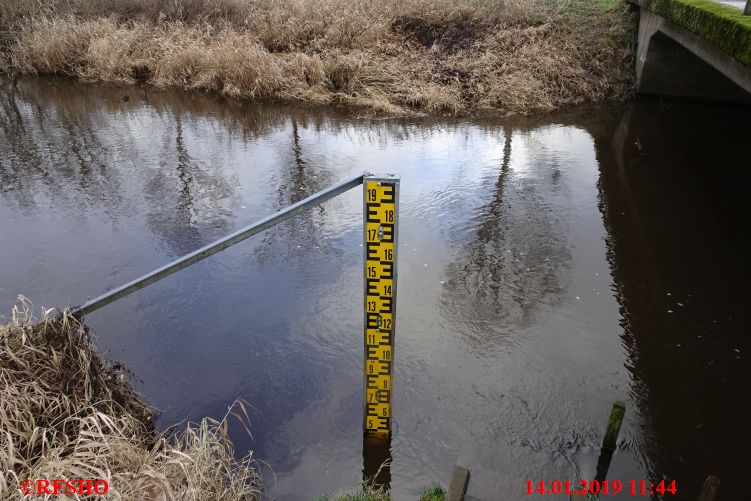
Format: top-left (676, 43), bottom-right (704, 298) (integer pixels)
top-left (635, 7), bottom-right (751, 98)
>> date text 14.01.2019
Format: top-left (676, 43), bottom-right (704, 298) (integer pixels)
top-left (526, 479), bottom-right (677, 496)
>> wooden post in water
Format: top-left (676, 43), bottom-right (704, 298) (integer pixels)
top-left (698, 476), bottom-right (720, 501)
top-left (602, 401), bottom-right (626, 452)
top-left (595, 401), bottom-right (626, 483)
top-left (446, 465), bottom-right (470, 501)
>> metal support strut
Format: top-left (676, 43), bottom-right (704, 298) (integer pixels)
top-left (74, 172), bottom-right (369, 317)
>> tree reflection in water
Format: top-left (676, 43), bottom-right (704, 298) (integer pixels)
top-left (440, 127), bottom-right (571, 353)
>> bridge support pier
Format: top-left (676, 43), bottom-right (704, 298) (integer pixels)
top-left (636, 8), bottom-right (751, 102)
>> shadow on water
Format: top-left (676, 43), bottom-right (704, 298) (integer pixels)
top-left (596, 99), bottom-right (751, 500)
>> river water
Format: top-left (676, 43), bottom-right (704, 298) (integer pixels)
top-left (1, 77), bottom-right (749, 500)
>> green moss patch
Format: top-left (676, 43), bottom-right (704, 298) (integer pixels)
top-left (638, 0), bottom-right (751, 67)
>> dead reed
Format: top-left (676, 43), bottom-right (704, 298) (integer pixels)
top-left (0, 0), bottom-right (636, 114)
top-left (0, 296), bottom-right (260, 500)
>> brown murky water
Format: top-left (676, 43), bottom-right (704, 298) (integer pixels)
top-left (1, 77), bottom-right (749, 500)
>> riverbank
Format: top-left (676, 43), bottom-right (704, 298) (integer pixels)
top-left (0, 0), bottom-right (636, 115)
top-left (0, 298), bottom-right (261, 499)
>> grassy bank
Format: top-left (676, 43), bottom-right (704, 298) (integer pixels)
top-left (0, 297), bottom-right (260, 499)
top-left (0, 0), bottom-right (636, 114)
top-left (323, 485), bottom-right (445, 501)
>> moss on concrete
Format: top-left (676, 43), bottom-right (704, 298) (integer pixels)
top-left (638, 0), bottom-right (751, 67)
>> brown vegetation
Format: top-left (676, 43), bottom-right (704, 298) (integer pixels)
top-left (0, 297), bottom-right (260, 500)
top-left (0, 0), bottom-right (635, 113)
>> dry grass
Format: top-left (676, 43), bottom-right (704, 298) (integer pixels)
top-left (0, 296), bottom-right (260, 500)
top-left (0, 0), bottom-right (636, 114)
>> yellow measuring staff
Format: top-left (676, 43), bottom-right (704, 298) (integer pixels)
top-left (363, 176), bottom-right (399, 440)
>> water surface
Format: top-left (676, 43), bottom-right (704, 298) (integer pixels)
top-left (1, 77), bottom-right (749, 500)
